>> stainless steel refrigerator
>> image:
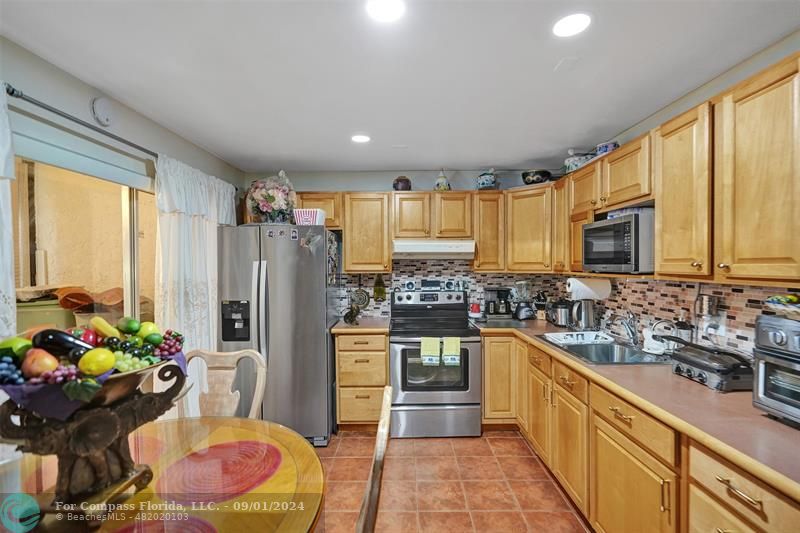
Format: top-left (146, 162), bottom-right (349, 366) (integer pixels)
top-left (217, 224), bottom-right (338, 445)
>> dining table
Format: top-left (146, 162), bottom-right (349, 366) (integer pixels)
top-left (0, 416), bottom-right (324, 532)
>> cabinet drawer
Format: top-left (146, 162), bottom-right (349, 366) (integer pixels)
top-left (338, 352), bottom-right (386, 386)
top-left (690, 444), bottom-right (800, 533)
top-left (590, 384), bottom-right (676, 466)
top-left (527, 345), bottom-right (551, 376)
top-left (688, 483), bottom-right (757, 533)
top-left (339, 387), bottom-right (384, 422)
top-left (552, 360), bottom-right (588, 403)
top-left (337, 335), bottom-right (386, 351)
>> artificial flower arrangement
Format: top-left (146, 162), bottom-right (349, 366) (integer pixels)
top-left (246, 169), bottom-right (298, 223)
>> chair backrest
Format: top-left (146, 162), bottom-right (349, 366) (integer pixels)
top-left (182, 349), bottom-right (266, 419)
top-left (356, 385), bottom-right (392, 533)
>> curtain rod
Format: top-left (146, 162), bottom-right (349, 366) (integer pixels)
top-left (4, 82), bottom-right (159, 159)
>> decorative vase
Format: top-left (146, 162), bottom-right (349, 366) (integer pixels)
top-left (247, 170), bottom-right (297, 223)
top-left (476, 168), bottom-right (498, 190)
top-left (393, 176), bottom-right (412, 191)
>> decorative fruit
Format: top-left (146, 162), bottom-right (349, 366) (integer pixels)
top-left (103, 336), bottom-right (121, 350)
top-left (0, 337), bottom-right (33, 359)
top-left (0, 356), bottom-right (24, 384)
top-left (67, 327), bottom-right (98, 347)
top-left (117, 317), bottom-right (141, 335)
top-left (154, 330), bottom-right (184, 357)
top-left (144, 333), bottom-right (163, 346)
top-left (68, 347), bottom-right (88, 364)
top-left (77, 347), bottom-right (116, 376)
top-left (20, 324), bottom-right (56, 340)
top-left (118, 341), bottom-right (132, 353)
top-left (89, 316), bottom-right (121, 339)
top-left (21, 348), bottom-right (60, 378)
top-left (32, 329), bottom-right (93, 357)
top-left (137, 322), bottom-right (160, 339)
top-left (127, 335), bottom-right (143, 348)
top-left (28, 364), bottom-right (79, 385)
top-left (114, 351), bottom-right (151, 373)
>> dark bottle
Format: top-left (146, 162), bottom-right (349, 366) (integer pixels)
top-left (374, 274), bottom-right (386, 302)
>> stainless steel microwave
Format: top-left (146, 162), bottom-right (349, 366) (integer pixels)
top-left (582, 210), bottom-right (655, 273)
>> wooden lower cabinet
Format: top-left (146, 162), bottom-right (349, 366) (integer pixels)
top-left (527, 363), bottom-right (551, 465)
top-left (483, 337), bottom-right (516, 419)
top-left (590, 414), bottom-right (677, 533)
top-left (551, 384), bottom-right (589, 515)
top-left (688, 483), bottom-right (757, 533)
top-left (515, 340), bottom-right (529, 434)
top-left (335, 333), bottom-right (388, 423)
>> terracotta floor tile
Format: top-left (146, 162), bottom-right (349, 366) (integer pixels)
top-left (523, 511), bottom-right (585, 532)
top-left (496, 456), bottom-right (547, 480)
top-left (418, 511), bottom-right (474, 532)
top-left (487, 437), bottom-right (533, 456)
top-left (509, 480), bottom-right (570, 511)
top-left (375, 511), bottom-right (419, 532)
top-left (312, 512), bottom-right (325, 532)
top-left (328, 457), bottom-right (372, 481)
top-left (416, 481), bottom-right (467, 511)
top-left (383, 457), bottom-right (416, 481)
top-left (452, 437), bottom-right (494, 456)
top-left (483, 429), bottom-right (521, 438)
top-left (316, 436), bottom-right (340, 457)
top-left (456, 456), bottom-right (504, 480)
top-left (324, 481), bottom-right (366, 511)
top-left (413, 438), bottom-right (455, 456)
top-left (387, 439), bottom-right (416, 457)
top-left (324, 511), bottom-right (359, 533)
top-left (378, 481), bottom-right (417, 511)
top-left (336, 437), bottom-right (376, 457)
top-left (462, 480), bottom-right (518, 511)
top-left (470, 511), bottom-right (528, 532)
top-left (415, 456), bottom-right (460, 481)
top-left (319, 457), bottom-right (334, 477)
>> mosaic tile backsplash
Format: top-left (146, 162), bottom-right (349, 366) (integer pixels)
top-left (333, 260), bottom-right (798, 356)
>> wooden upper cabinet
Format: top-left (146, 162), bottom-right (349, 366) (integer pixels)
top-left (392, 192), bottom-right (430, 238)
top-left (433, 191), bottom-right (473, 238)
top-left (570, 211), bottom-right (592, 272)
top-left (552, 179), bottom-right (570, 272)
top-left (590, 415), bottom-right (677, 533)
top-left (601, 134), bottom-right (652, 208)
top-left (569, 163), bottom-right (601, 216)
top-left (297, 192), bottom-right (342, 229)
top-left (715, 56), bottom-right (800, 282)
top-left (472, 192), bottom-right (505, 271)
top-left (483, 336), bottom-right (515, 419)
top-left (343, 193), bottom-right (391, 272)
top-left (654, 103), bottom-right (712, 276)
top-left (506, 186), bottom-right (552, 272)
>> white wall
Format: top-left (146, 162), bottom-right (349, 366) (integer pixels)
top-left (1, 37), bottom-right (245, 187)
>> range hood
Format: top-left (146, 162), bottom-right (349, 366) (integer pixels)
top-left (392, 239), bottom-right (475, 260)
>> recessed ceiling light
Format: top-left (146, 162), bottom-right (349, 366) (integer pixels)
top-left (366, 0), bottom-right (406, 23)
top-left (352, 134), bottom-right (371, 143)
top-left (552, 13), bottom-right (591, 37)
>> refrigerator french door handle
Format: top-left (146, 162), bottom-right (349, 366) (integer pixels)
top-left (260, 260), bottom-right (270, 367)
top-left (251, 261), bottom-right (263, 354)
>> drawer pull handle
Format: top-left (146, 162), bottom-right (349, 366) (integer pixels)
top-left (715, 529), bottom-right (734, 533)
top-left (354, 359), bottom-right (370, 363)
top-left (715, 476), bottom-right (762, 509)
top-left (559, 375), bottom-right (576, 388)
top-left (529, 356), bottom-right (541, 365)
top-left (691, 261), bottom-right (703, 268)
top-left (608, 406), bottom-right (635, 423)
top-left (659, 479), bottom-right (671, 512)
top-left (355, 394), bottom-right (370, 399)
top-left (353, 341), bottom-right (370, 345)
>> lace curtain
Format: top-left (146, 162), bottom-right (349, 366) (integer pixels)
top-left (0, 80), bottom-right (16, 339)
top-left (155, 155), bottom-right (236, 416)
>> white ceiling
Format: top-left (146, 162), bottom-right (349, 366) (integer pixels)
top-left (1, 1), bottom-right (799, 172)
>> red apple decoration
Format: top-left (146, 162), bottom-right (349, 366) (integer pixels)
top-left (22, 348), bottom-right (59, 378)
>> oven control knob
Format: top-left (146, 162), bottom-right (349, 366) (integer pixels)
top-left (455, 294), bottom-right (462, 301)
top-left (446, 294), bottom-right (453, 300)
top-left (697, 372), bottom-right (707, 384)
top-left (396, 295), bottom-right (403, 302)
top-left (684, 368), bottom-right (694, 378)
top-left (405, 294), bottom-right (412, 301)
top-left (673, 364), bottom-right (683, 375)
top-left (769, 330), bottom-right (788, 346)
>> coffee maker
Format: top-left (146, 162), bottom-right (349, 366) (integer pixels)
top-left (571, 300), bottom-right (597, 330)
top-left (484, 287), bottom-right (513, 320)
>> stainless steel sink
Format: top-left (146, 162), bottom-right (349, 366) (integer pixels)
top-left (563, 343), bottom-right (670, 365)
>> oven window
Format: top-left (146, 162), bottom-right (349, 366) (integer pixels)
top-left (583, 219), bottom-right (632, 266)
top-left (401, 348), bottom-right (469, 392)
top-left (764, 363), bottom-right (800, 409)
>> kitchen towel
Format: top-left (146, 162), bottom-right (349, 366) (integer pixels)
top-left (421, 337), bottom-right (441, 366)
top-left (443, 337), bottom-right (461, 366)
top-left (566, 277), bottom-right (612, 300)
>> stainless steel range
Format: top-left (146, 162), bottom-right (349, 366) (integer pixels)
top-left (389, 288), bottom-right (481, 437)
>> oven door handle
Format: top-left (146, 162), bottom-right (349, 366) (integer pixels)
top-left (390, 336), bottom-right (482, 344)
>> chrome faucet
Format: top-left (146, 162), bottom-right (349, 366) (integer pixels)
top-left (609, 309), bottom-right (639, 346)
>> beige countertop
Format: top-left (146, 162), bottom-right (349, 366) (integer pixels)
top-left (331, 318), bottom-right (390, 334)
top-left (478, 320), bottom-right (800, 501)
